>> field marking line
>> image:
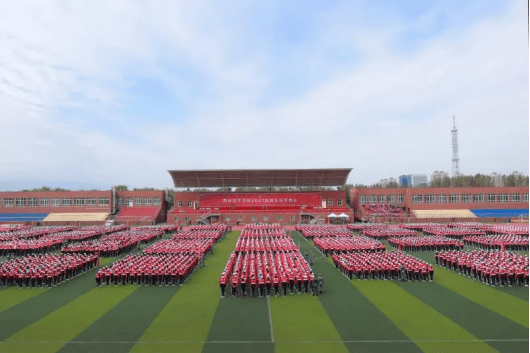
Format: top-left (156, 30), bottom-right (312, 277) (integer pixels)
top-left (267, 296), bottom-right (274, 343)
top-left (2, 339), bottom-right (528, 344)
top-left (292, 231), bottom-right (325, 258)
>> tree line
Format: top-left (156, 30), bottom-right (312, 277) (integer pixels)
top-left (429, 173), bottom-right (528, 188)
top-left (351, 173), bottom-right (529, 189)
top-left (21, 186), bottom-right (72, 192)
top-left (20, 185), bottom-right (160, 192)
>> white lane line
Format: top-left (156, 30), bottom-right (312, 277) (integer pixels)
top-left (2, 339), bottom-right (527, 344)
top-left (267, 296), bottom-right (274, 342)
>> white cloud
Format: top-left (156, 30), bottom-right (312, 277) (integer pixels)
top-left (0, 0), bottom-right (527, 190)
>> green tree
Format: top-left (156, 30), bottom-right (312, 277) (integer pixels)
top-left (166, 189), bottom-right (176, 203)
top-left (344, 188), bottom-right (351, 204)
top-left (504, 174), bottom-right (516, 187)
top-left (516, 175), bottom-right (529, 186)
top-left (430, 178), bottom-right (442, 187)
top-left (451, 175), bottom-right (466, 187)
top-left (438, 176), bottom-right (451, 187)
top-left (25, 186), bottom-right (53, 192)
top-left (386, 181), bottom-right (399, 188)
top-left (114, 185), bottom-right (128, 191)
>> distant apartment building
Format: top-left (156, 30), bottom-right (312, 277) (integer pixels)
top-left (431, 171), bottom-right (449, 183)
top-left (379, 177), bottom-right (397, 187)
top-left (399, 174), bottom-right (428, 188)
top-left (490, 173), bottom-right (503, 187)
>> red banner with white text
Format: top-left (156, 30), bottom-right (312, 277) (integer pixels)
top-left (199, 193), bottom-right (321, 207)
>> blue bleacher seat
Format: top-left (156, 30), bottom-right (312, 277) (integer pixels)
top-left (471, 209), bottom-right (529, 218)
top-left (0, 213), bottom-right (49, 222)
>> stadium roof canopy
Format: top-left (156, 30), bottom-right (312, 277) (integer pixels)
top-left (168, 168), bottom-right (352, 188)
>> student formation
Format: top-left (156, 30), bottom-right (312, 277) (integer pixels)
top-left (0, 222), bottom-right (527, 292)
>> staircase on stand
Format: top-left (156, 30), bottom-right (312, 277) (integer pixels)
top-left (310, 215), bottom-right (325, 224)
top-left (301, 213), bottom-right (325, 224)
top-left (197, 213), bottom-right (220, 225)
top-left (105, 214), bottom-right (116, 227)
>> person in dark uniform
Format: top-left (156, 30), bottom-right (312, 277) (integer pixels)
top-left (312, 279), bottom-right (319, 296)
top-left (400, 264), bottom-right (407, 281)
top-left (318, 274), bottom-right (324, 295)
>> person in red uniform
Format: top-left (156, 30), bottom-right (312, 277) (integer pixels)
top-left (281, 273), bottom-right (288, 296)
top-left (95, 271), bottom-right (102, 286)
top-left (219, 275), bottom-right (227, 297)
top-left (295, 274), bottom-right (303, 293)
top-left (240, 274), bottom-right (248, 296)
top-left (265, 274), bottom-right (271, 297)
top-left (428, 265), bottom-right (434, 282)
top-left (258, 274), bottom-right (265, 297)
top-left (302, 273), bottom-right (309, 293)
top-left (231, 275), bottom-right (239, 297)
top-left (273, 275), bottom-right (280, 296)
top-left (288, 272), bottom-right (295, 293)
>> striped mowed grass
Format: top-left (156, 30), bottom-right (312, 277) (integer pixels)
top-left (0, 230), bottom-right (527, 353)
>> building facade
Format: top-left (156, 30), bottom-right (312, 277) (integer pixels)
top-left (168, 190), bottom-right (352, 225)
top-left (350, 186), bottom-right (529, 222)
top-left (0, 189), bottom-right (166, 225)
top-left (0, 191), bottom-right (113, 214)
top-left (431, 171), bottom-right (449, 183)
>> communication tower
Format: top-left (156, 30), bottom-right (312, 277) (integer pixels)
top-left (451, 114), bottom-right (460, 176)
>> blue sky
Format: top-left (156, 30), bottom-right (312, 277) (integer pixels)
top-left (0, 0), bottom-right (527, 190)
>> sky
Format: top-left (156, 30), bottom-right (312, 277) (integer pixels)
top-left (0, 0), bottom-right (528, 190)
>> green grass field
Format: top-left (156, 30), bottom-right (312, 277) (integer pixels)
top-left (0, 230), bottom-right (527, 353)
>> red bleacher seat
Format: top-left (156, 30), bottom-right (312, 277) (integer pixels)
top-left (361, 203), bottom-right (403, 217)
top-left (115, 207), bottom-right (161, 222)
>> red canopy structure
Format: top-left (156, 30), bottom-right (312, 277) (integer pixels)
top-left (168, 168), bottom-right (352, 188)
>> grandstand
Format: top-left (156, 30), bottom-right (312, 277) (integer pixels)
top-left (413, 210), bottom-right (476, 219)
top-left (351, 186), bottom-right (529, 223)
top-left (0, 213), bottom-right (49, 222)
top-left (360, 203), bottom-right (404, 217)
top-left (167, 168), bottom-right (354, 225)
top-left (114, 207), bottom-right (164, 225)
top-left (471, 209), bottom-right (529, 218)
top-left (0, 173), bottom-right (528, 226)
top-left (0, 189), bottom-right (166, 226)
top-left (41, 213), bottom-right (110, 224)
